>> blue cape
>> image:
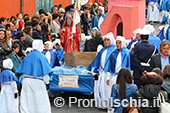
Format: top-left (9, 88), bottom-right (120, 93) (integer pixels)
top-left (104, 47), bottom-right (133, 73)
top-left (89, 14), bottom-right (106, 31)
top-left (146, 0), bottom-right (158, 2)
top-left (16, 50), bottom-right (52, 77)
top-left (87, 44), bottom-right (116, 72)
top-left (157, 24), bottom-right (170, 42)
top-left (42, 49), bottom-right (60, 68)
top-left (54, 47), bottom-right (64, 62)
top-left (158, 0), bottom-right (170, 11)
top-left (127, 39), bottom-right (141, 49)
top-left (148, 33), bottom-right (161, 53)
top-left (0, 69), bottom-right (18, 83)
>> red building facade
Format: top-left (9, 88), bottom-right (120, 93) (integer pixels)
top-left (0, 0), bottom-right (105, 18)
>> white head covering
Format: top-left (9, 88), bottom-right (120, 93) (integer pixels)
top-left (133, 28), bottom-right (141, 38)
top-left (140, 28), bottom-right (151, 35)
top-left (143, 24), bottom-right (155, 34)
top-left (92, 27), bottom-right (99, 31)
top-left (25, 47), bottom-right (33, 55)
top-left (45, 41), bottom-right (53, 50)
top-left (32, 40), bottom-right (44, 52)
top-left (158, 25), bottom-right (164, 31)
top-left (116, 36), bottom-right (126, 48)
top-left (53, 39), bottom-right (61, 48)
top-left (3, 59), bottom-right (13, 70)
top-left (98, 6), bottom-right (104, 15)
top-left (103, 32), bottom-right (115, 45)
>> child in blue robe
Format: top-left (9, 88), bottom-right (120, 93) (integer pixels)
top-left (0, 59), bottom-right (19, 113)
top-left (53, 39), bottom-right (64, 65)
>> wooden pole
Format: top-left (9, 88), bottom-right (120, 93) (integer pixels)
top-left (75, 0), bottom-right (83, 52)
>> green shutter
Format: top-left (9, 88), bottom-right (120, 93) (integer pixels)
top-left (36, 0), bottom-right (53, 12)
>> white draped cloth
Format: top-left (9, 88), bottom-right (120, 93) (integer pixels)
top-left (147, 2), bottom-right (159, 22)
top-left (0, 81), bottom-right (19, 113)
top-left (20, 74), bottom-right (51, 113)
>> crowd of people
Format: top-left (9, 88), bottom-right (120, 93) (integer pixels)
top-left (146, 0), bottom-right (170, 24)
top-left (0, 1), bottom-right (170, 113)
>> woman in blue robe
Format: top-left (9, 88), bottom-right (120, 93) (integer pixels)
top-left (42, 41), bottom-right (60, 68)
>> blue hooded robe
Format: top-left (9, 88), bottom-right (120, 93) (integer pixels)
top-left (54, 47), bottom-right (64, 62)
top-left (16, 50), bottom-right (52, 77)
top-left (148, 33), bottom-right (161, 53)
top-left (0, 69), bottom-right (18, 83)
top-left (87, 44), bottom-right (116, 72)
top-left (104, 47), bottom-right (133, 73)
top-left (89, 14), bottom-right (106, 31)
top-left (42, 49), bottom-right (60, 68)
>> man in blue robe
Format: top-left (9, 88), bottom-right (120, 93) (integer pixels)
top-left (16, 40), bottom-right (52, 113)
top-left (42, 41), bottom-right (60, 68)
top-left (89, 6), bottom-right (106, 31)
top-left (87, 32), bottom-right (116, 110)
top-left (143, 24), bottom-right (161, 52)
top-left (105, 36), bottom-right (133, 86)
top-left (127, 28), bottom-right (141, 51)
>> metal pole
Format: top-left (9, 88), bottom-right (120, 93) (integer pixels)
top-left (21, 0), bottom-right (24, 14)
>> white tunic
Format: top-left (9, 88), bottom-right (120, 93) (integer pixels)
top-left (147, 2), bottom-right (159, 22)
top-left (0, 81), bottom-right (19, 113)
top-left (94, 49), bottom-right (111, 109)
top-left (20, 74), bottom-right (51, 113)
top-left (98, 16), bottom-right (104, 29)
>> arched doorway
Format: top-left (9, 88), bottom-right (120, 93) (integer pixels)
top-left (117, 22), bottom-right (123, 36)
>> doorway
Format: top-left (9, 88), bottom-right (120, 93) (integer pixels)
top-left (117, 22), bottom-right (123, 36)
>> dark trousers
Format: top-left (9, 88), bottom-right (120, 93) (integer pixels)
top-left (134, 78), bottom-right (141, 89)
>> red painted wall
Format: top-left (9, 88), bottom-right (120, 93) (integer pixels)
top-left (0, 0), bottom-right (20, 18)
top-left (100, 5), bottom-right (138, 40)
top-left (24, 0), bottom-right (36, 16)
top-left (53, 0), bottom-right (72, 8)
top-left (0, 0), bottom-right (106, 18)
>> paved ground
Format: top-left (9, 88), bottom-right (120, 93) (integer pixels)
top-left (50, 92), bottom-right (107, 113)
top-left (50, 19), bottom-right (166, 113)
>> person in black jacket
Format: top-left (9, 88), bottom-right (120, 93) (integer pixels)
top-left (41, 22), bottom-right (51, 43)
top-left (150, 40), bottom-right (170, 71)
top-left (0, 28), bottom-right (12, 71)
top-left (133, 72), bottom-right (162, 113)
top-left (81, 5), bottom-right (90, 36)
top-left (133, 29), bottom-right (158, 88)
top-left (84, 30), bottom-right (104, 52)
top-left (14, 31), bottom-right (27, 58)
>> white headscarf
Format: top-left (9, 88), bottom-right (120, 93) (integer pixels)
top-left (116, 36), bottom-right (126, 48)
top-left (103, 32), bottom-right (115, 45)
top-left (32, 40), bottom-right (44, 52)
top-left (133, 28), bottom-right (141, 38)
top-left (98, 6), bottom-right (104, 15)
top-left (45, 41), bottom-right (53, 50)
top-left (3, 59), bottom-right (13, 70)
top-left (143, 24), bottom-right (155, 34)
top-left (53, 39), bottom-right (61, 48)
top-left (25, 47), bottom-right (33, 55)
